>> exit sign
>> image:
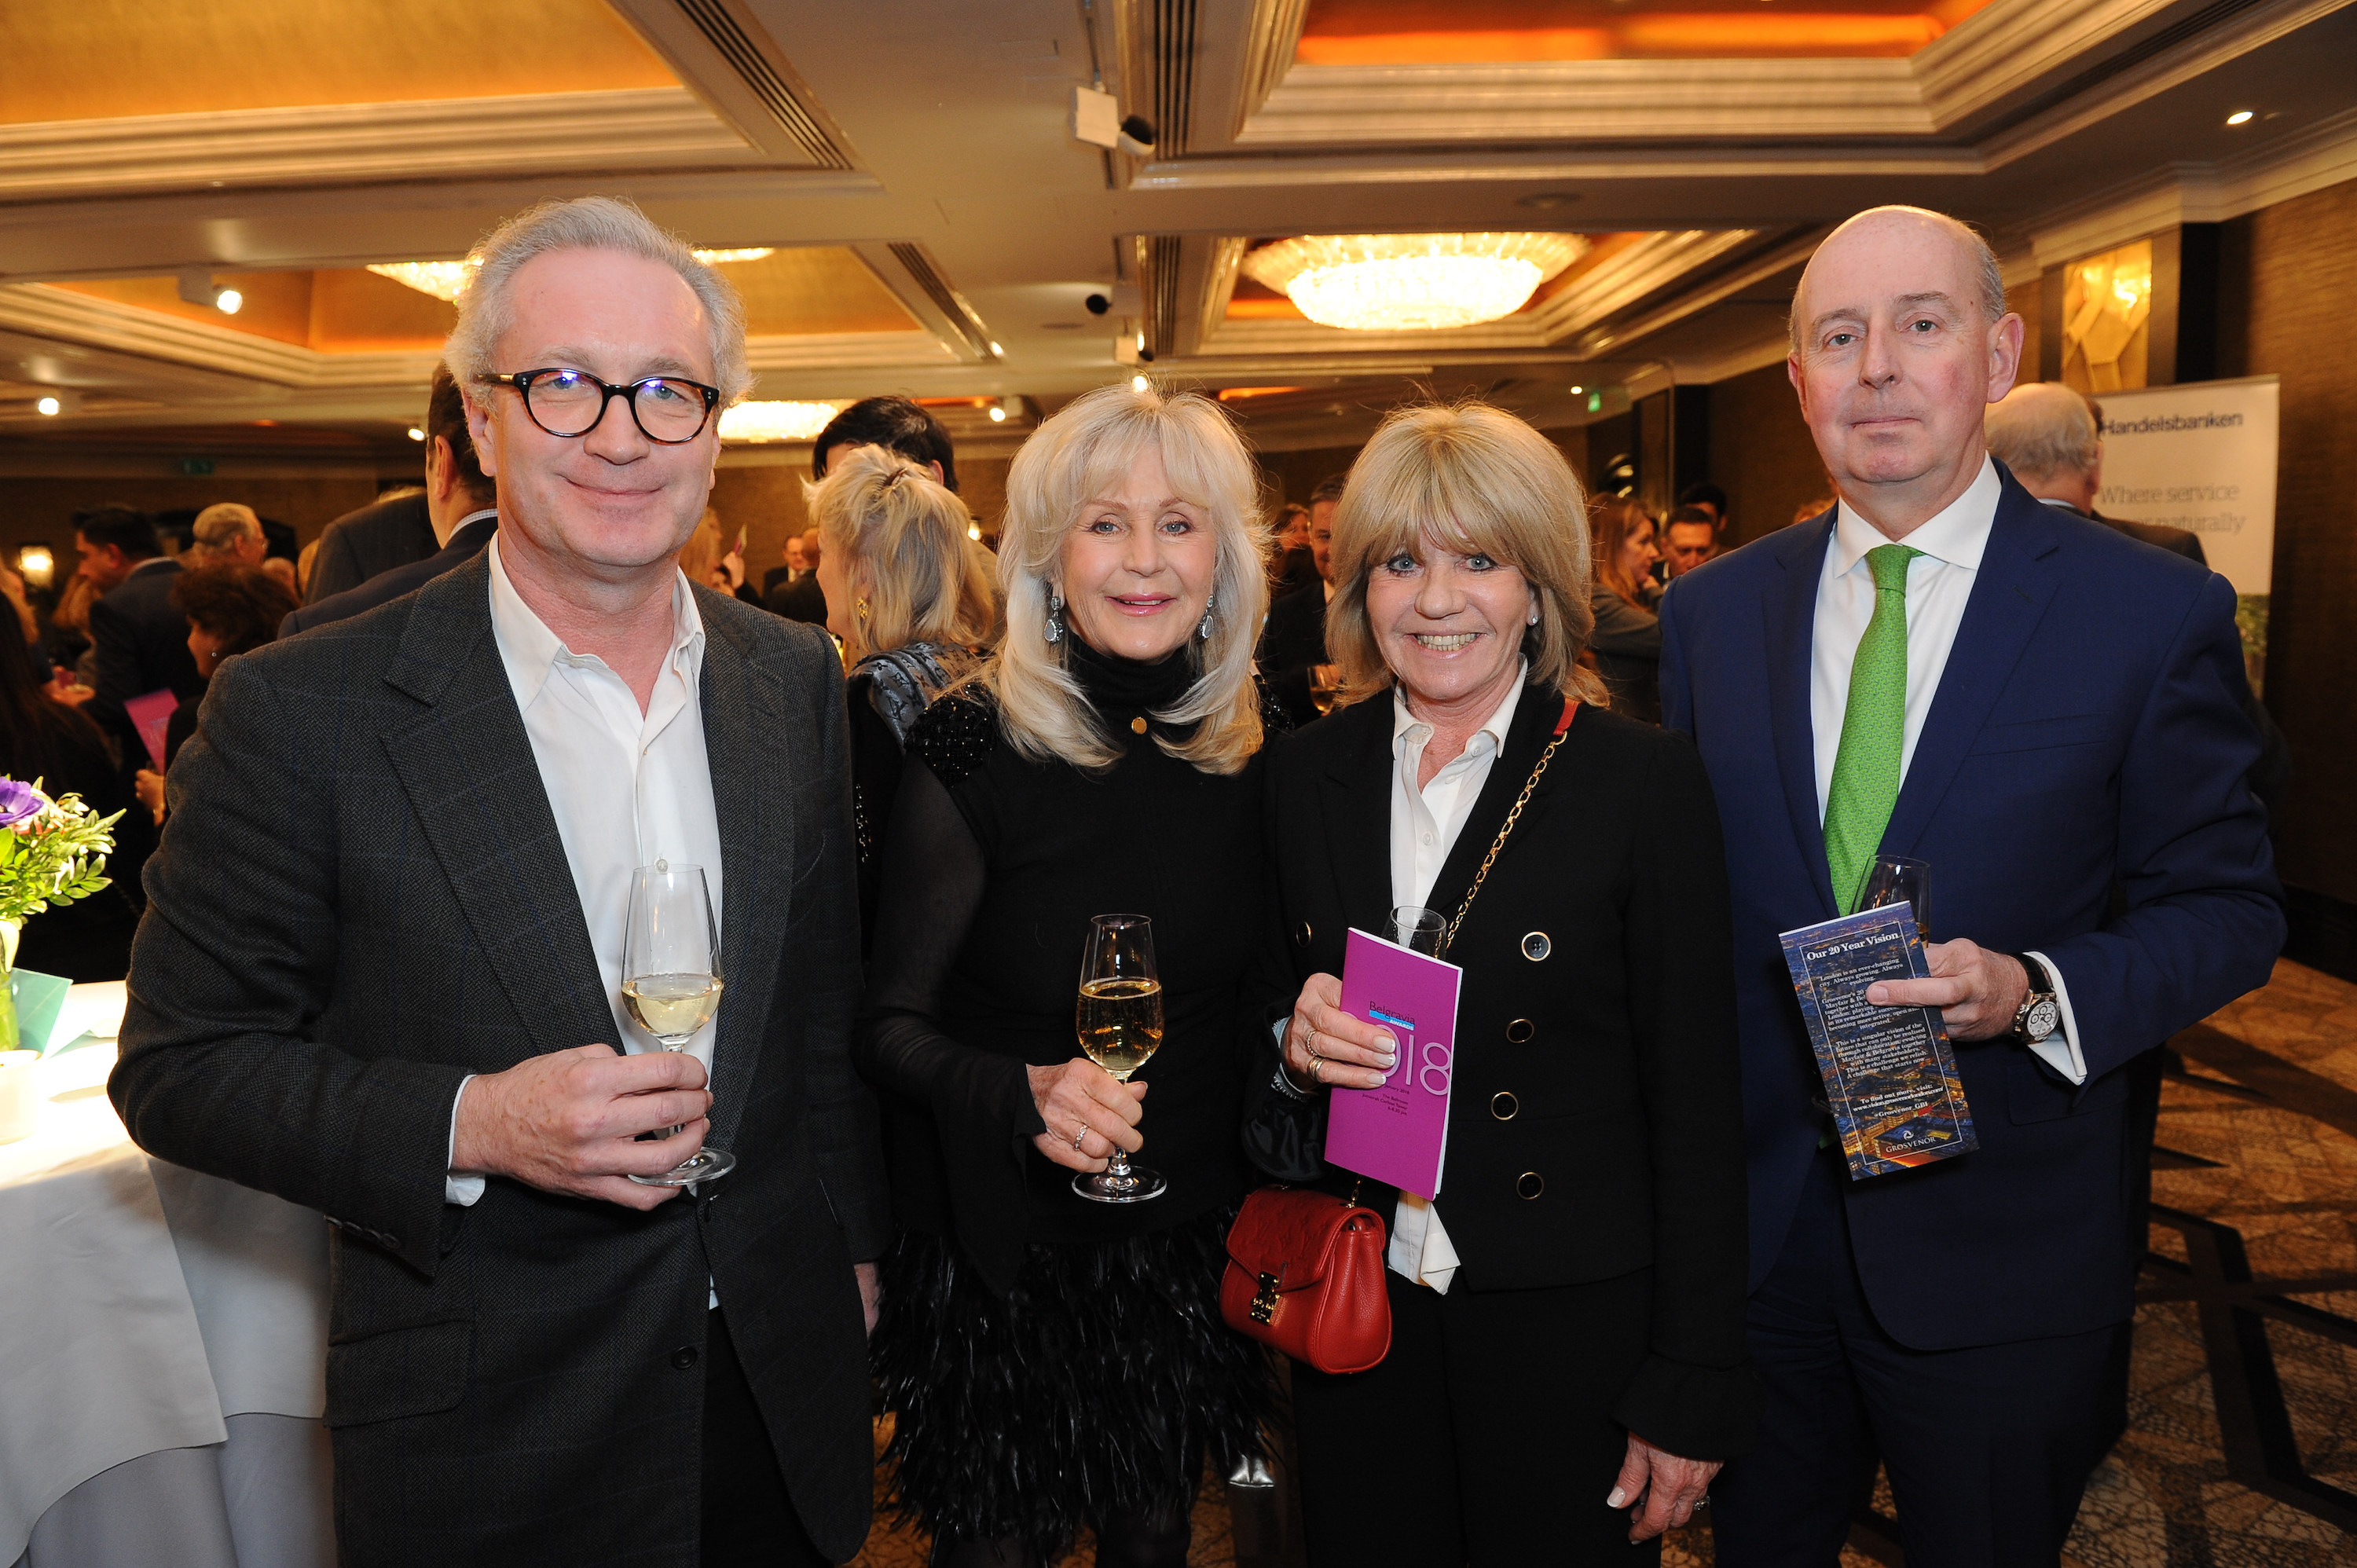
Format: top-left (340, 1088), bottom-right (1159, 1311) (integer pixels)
top-left (179, 457), bottom-right (214, 476)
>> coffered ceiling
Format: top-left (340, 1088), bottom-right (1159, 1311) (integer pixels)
top-left (0, 0), bottom-right (2349, 462)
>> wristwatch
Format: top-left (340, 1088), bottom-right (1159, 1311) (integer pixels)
top-left (2009, 954), bottom-right (2061, 1044)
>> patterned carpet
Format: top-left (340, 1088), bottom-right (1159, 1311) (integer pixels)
top-left (854, 959), bottom-right (2357, 1567)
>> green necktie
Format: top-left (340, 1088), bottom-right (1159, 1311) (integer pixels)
top-left (1824, 543), bottom-right (1922, 914)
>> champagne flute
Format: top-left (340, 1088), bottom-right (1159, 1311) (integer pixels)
top-left (622, 860), bottom-right (735, 1186)
top-left (1387, 905), bottom-right (1447, 958)
top-left (1858, 855), bottom-right (1933, 940)
top-left (1072, 913), bottom-right (1168, 1204)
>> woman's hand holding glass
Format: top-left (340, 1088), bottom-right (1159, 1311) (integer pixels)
top-left (1281, 973), bottom-right (1398, 1091)
top-left (1027, 1058), bottom-right (1146, 1173)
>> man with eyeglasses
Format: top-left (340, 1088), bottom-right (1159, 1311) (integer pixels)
top-left (112, 196), bottom-right (889, 1568)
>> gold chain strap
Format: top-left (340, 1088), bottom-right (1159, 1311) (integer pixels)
top-left (1439, 707), bottom-right (1576, 957)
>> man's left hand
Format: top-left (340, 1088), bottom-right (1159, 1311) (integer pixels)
top-left (1866, 938), bottom-right (2027, 1041)
top-left (856, 1261), bottom-right (881, 1338)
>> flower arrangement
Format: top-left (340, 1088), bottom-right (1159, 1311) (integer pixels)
top-left (1, 777), bottom-right (120, 1050)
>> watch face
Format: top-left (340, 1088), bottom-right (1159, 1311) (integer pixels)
top-left (2025, 998), bottom-right (2061, 1039)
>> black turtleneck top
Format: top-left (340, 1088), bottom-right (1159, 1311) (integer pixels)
top-left (852, 639), bottom-right (1277, 1294)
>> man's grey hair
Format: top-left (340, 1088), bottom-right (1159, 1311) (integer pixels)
top-left (1789, 206), bottom-right (2008, 355)
top-left (190, 502), bottom-right (262, 559)
top-left (1985, 380), bottom-right (2101, 479)
top-left (446, 196), bottom-right (752, 406)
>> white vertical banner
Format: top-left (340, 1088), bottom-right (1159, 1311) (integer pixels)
top-left (2093, 375), bottom-right (2279, 691)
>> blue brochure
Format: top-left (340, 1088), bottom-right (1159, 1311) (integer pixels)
top-left (1780, 903), bottom-right (1979, 1179)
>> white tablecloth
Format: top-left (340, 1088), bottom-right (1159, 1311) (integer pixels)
top-left (0, 985), bottom-right (332, 1567)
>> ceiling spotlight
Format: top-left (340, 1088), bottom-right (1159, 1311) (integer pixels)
top-left (177, 266), bottom-right (244, 315)
top-left (36, 395), bottom-right (62, 416)
top-left (718, 401), bottom-right (841, 443)
top-left (2226, 109), bottom-right (2253, 125)
top-left (1568, 384), bottom-right (1584, 395)
top-left (214, 288), bottom-right (244, 315)
top-left (1131, 374), bottom-right (1150, 394)
top-left (988, 341), bottom-right (1005, 357)
top-left (1241, 233), bottom-right (1589, 332)
top-left (407, 427), bottom-right (427, 441)
top-left (988, 405), bottom-right (1007, 423)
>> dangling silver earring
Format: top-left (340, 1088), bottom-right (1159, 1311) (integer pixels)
top-left (1044, 592), bottom-right (1065, 644)
top-left (1197, 588), bottom-right (1216, 642)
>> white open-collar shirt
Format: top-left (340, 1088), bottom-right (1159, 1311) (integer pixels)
top-left (1811, 457), bottom-right (2084, 1084)
top-left (445, 535), bottom-right (726, 1205)
top-left (1384, 665), bottom-right (1527, 1294)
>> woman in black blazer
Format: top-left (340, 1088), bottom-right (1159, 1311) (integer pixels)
top-left (1244, 402), bottom-right (1756, 1564)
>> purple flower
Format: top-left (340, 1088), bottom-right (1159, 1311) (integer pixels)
top-left (0, 778), bottom-right (44, 829)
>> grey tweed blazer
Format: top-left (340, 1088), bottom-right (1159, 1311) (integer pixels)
top-left (111, 554), bottom-right (890, 1567)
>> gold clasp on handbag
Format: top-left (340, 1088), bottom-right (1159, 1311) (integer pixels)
top-left (1251, 1271), bottom-right (1280, 1324)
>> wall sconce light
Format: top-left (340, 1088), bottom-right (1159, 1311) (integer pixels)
top-left (16, 544), bottom-right (55, 590)
top-left (407, 427), bottom-right (427, 441)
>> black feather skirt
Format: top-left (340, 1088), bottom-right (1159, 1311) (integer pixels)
top-left (872, 1204), bottom-right (1276, 1561)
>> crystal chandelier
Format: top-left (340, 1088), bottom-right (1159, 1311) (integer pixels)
top-left (717, 401), bottom-right (840, 443)
top-left (1239, 233), bottom-right (1588, 332)
top-left (367, 249), bottom-right (777, 304)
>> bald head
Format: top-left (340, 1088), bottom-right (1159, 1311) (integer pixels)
top-left (1791, 207), bottom-right (2005, 356)
top-left (1785, 205), bottom-right (2025, 537)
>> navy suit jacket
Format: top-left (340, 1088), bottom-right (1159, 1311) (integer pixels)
top-left (1659, 467), bottom-right (2282, 1351)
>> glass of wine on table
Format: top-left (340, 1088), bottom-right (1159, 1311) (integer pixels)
top-left (1073, 912), bottom-right (1167, 1203)
top-left (622, 859), bottom-right (735, 1185)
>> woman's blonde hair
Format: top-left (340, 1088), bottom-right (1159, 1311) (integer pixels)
top-left (1589, 496), bottom-right (1658, 610)
top-left (806, 443), bottom-right (996, 664)
top-left (987, 382), bottom-right (1269, 775)
top-left (677, 507), bottom-right (730, 588)
top-left (1325, 401), bottom-right (1608, 709)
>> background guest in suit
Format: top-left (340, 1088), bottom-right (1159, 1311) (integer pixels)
top-left (764, 529), bottom-right (810, 602)
top-left (813, 395), bottom-right (959, 491)
top-left (111, 195), bottom-right (889, 1568)
top-left (1659, 206), bottom-right (2283, 1567)
top-left (769, 527), bottom-right (830, 625)
top-left (1255, 486), bottom-right (1339, 727)
top-left (132, 563), bottom-right (298, 824)
top-left (1985, 381), bottom-right (2205, 561)
top-left (75, 505), bottom-right (200, 768)
top-left (301, 485), bottom-right (435, 603)
top-left (1589, 496), bottom-right (1664, 724)
top-left (854, 384), bottom-right (1278, 1568)
top-left (187, 503), bottom-right (267, 567)
top-left (284, 364), bottom-right (498, 636)
top-left (807, 442), bottom-right (995, 954)
top-left (1663, 505), bottom-right (1721, 579)
top-left (1248, 402), bottom-right (1755, 1565)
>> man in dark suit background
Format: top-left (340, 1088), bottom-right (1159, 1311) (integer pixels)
top-left (1660, 207), bottom-right (2282, 1565)
top-left (283, 363), bottom-right (498, 636)
top-left (73, 504), bottom-right (200, 759)
top-left (1255, 476), bottom-right (1341, 727)
top-left (112, 196), bottom-right (888, 1568)
top-left (1985, 381), bottom-right (2205, 561)
top-left (768, 526), bottom-right (830, 625)
top-left (302, 486), bottom-right (437, 604)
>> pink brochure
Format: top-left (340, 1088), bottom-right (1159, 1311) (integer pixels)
top-left (1324, 928), bottom-right (1464, 1200)
top-left (122, 687), bottom-right (178, 771)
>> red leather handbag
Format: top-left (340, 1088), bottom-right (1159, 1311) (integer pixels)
top-left (1219, 1185), bottom-right (1391, 1374)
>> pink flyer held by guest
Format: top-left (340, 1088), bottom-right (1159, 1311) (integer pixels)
top-left (1324, 927), bottom-right (1462, 1200)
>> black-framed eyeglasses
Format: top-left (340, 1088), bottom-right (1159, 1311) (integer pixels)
top-left (475, 368), bottom-right (720, 444)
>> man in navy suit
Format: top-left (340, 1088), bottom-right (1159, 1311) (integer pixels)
top-left (1660, 207), bottom-right (2282, 1566)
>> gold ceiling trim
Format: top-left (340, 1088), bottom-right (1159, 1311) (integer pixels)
top-left (0, 88), bottom-right (760, 203)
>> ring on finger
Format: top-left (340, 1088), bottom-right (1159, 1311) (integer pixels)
top-left (1072, 1123), bottom-right (1087, 1150)
top-left (1307, 1053), bottom-right (1324, 1085)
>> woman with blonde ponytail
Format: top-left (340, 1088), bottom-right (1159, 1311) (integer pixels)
top-left (803, 442), bottom-right (995, 951)
top-left (852, 382), bottom-right (1282, 1568)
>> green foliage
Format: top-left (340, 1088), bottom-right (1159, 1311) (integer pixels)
top-left (0, 779), bottom-right (121, 930)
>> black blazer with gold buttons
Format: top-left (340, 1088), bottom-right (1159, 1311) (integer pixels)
top-left (1244, 680), bottom-right (1757, 1457)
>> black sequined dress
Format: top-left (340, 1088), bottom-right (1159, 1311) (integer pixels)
top-left (853, 638), bottom-right (1283, 1559)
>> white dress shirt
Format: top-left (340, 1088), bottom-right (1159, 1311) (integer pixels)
top-left (1809, 459), bottom-right (2084, 1083)
top-left (1384, 667), bottom-right (1527, 1294)
top-left (445, 536), bottom-right (727, 1203)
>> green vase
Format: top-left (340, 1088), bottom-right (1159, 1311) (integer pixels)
top-left (0, 918), bottom-right (18, 1053)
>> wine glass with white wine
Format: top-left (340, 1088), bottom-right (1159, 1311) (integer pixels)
top-left (1072, 912), bottom-right (1167, 1203)
top-left (622, 859), bottom-right (735, 1185)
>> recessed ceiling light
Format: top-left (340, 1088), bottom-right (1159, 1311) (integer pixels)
top-left (2226, 109), bottom-right (2253, 125)
top-left (407, 427), bottom-right (426, 441)
top-left (1569, 384), bottom-right (1584, 395)
top-left (213, 288), bottom-right (244, 315)
top-left (36, 395), bottom-right (61, 416)
top-left (988, 341), bottom-right (1005, 356)
top-left (988, 405), bottom-right (1007, 423)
